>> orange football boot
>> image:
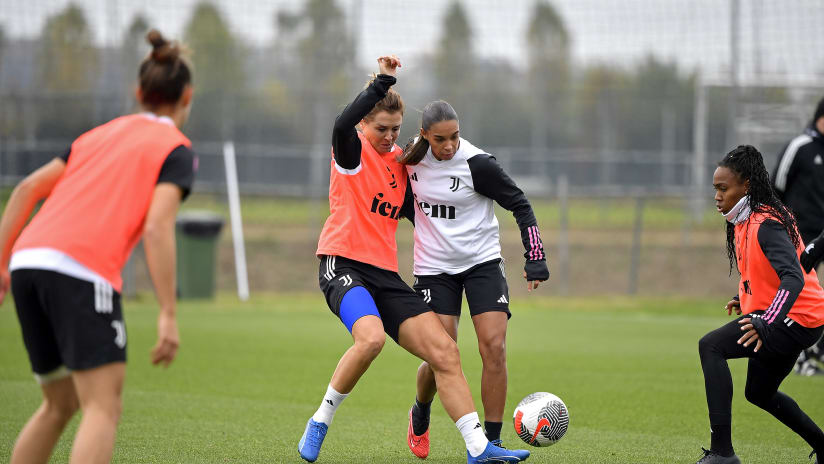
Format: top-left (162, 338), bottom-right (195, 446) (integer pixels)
top-left (407, 407), bottom-right (430, 459)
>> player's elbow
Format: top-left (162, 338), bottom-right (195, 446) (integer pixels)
top-left (142, 219), bottom-right (173, 245)
top-left (13, 175), bottom-right (47, 204)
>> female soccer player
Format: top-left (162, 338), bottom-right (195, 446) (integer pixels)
top-left (298, 56), bottom-right (529, 464)
top-left (0, 30), bottom-right (196, 464)
top-left (697, 145), bottom-right (824, 464)
top-left (398, 100), bottom-right (549, 457)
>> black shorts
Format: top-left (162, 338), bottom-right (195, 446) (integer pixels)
top-left (413, 258), bottom-right (511, 318)
top-left (318, 255), bottom-right (431, 342)
top-left (12, 269), bottom-right (127, 378)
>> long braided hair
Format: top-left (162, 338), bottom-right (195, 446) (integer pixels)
top-left (718, 145), bottom-right (800, 274)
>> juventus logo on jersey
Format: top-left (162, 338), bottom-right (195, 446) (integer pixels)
top-left (338, 274), bottom-right (353, 287)
top-left (449, 176), bottom-right (459, 192)
top-left (410, 173), bottom-right (418, 182)
top-left (387, 166), bottom-right (398, 189)
top-left (420, 288), bottom-right (432, 303)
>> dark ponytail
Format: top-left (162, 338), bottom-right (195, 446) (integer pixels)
top-left (718, 144), bottom-right (800, 274)
top-left (398, 100), bottom-right (459, 165)
top-left (138, 29), bottom-right (192, 108)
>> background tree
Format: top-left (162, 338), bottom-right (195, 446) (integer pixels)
top-left (623, 55), bottom-right (695, 151)
top-left (526, 0), bottom-right (572, 149)
top-left (0, 24), bottom-right (5, 72)
top-left (433, 1), bottom-right (476, 129)
top-left (273, 0), bottom-right (354, 145)
top-left (183, 1), bottom-right (246, 140)
top-left (121, 15), bottom-right (149, 79)
top-left (37, 4), bottom-right (98, 138)
top-left (118, 14), bottom-right (150, 113)
top-left (468, 59), bottom-right (532, 148)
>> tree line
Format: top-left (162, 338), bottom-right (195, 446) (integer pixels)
top-left (0, 0), bottom-right (789, 156)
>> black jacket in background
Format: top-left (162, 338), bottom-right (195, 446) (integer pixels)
top-left (771, 125), bottom-right (824, 244)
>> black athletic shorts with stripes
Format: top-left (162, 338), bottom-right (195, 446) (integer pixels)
top-left (413, 258), bottom-right (511, 318)
top-left (12, 269), bottom-right (127, 380)
top-left (318, 255), bottom-right (431, 343)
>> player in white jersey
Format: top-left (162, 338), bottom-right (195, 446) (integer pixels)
top-left (398, 100), bottom-right (549, 458)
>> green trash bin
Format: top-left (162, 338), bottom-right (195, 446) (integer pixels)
top-left (176, 211), bottom-right (224, 299)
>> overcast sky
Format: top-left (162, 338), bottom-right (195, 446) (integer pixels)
top-left (2, 0), bottom-right (823, 84)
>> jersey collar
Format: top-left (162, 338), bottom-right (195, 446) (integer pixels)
top-left (724, 195), bottom-right (752, 225)
top-left (140, 112), bottom-right (176, 127)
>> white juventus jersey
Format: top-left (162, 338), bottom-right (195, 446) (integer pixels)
top-left (407, 138), bottom-right (504, 275)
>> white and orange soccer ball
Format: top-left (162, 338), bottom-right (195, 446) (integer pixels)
top-left (512, 392), bottom-right (569, 447)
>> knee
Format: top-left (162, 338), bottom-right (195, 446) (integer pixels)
top-left (42, 396), bottom-right (79, 424)
top-left (82, 395), bottom-right (123, 424)
top-left (478, 337), bottom-right (506, 369)
top-left (427, 339), bottom-right (461, 372)
top-left (744, 384), bottom-right (771, 408)
top-left (101, 397), bottom-right (123, 424)
top-left (698, 333), bottom-right (716, 359)
top-left (355, 333), bottom-right (385, 360)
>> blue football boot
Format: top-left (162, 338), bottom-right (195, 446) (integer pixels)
top-left (298, 418), bottom-right (328, 462)
top-left (467, 441), bottom-right (530, 463)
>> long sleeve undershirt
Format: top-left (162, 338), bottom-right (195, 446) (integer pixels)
top-left (468, 154), bottom-right (545, 261)
top-left (756, 219), bottom-right (804, 325)
top-left (331, 74), bottom-right (396, 170)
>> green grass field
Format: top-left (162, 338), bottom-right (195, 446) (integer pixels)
top-left (1, 294), bottom-right (822, 463)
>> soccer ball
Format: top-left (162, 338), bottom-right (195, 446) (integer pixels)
top-left (512, 392), bottom-right (569, 447)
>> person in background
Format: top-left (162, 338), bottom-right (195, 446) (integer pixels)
top-left (0, 30), bottom-right (196, 464)
top-left (771, 96), bottom-right (824, 375)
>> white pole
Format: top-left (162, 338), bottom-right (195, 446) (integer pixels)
top-left (557, 175), bottom-right (569, 296)
top-left (691, 75), bottom-right (708, 221)
top-left (223, 141), bottom-right (250, 301)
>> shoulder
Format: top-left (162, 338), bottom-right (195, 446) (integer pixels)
top-left (749, 211), bottom-right (785, 231)
top-left (74, 115), bottom-right (131, 142)
top-left (466, 152), bottom-right (500, 174)
top-left (159, 145), bottom-right (197, 177)
top-left (459, 138), bottom-right (488, 158)
top-left (784, 133), bottom-right (815, 156)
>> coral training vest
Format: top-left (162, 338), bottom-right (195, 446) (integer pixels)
top-left (316, 132), bottom-right (407, 272)
top-left (736, 212), bottom-right (824, 328)
top-left (13, 114), bottom-right (191, 291)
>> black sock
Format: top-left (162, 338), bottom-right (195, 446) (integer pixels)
top-left (485, 421), bottom-right (503, 442)
top-left (709, 419), bottom-right (734, 457)
top-left (411, 398), bottom-right (431, 436)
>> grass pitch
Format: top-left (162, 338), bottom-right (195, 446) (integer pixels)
top-left (1, 294), bottom-right (822, 463)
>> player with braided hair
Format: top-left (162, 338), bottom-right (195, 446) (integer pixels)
top-left (696, 145), bottom-right (824, 463)
top-left (722, 145), bottom-right (802, 273)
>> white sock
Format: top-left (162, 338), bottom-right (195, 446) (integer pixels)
top-left (311, 384), bottom-right (348, 425)
top-left (456, 412), bottom-right (489, 457)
